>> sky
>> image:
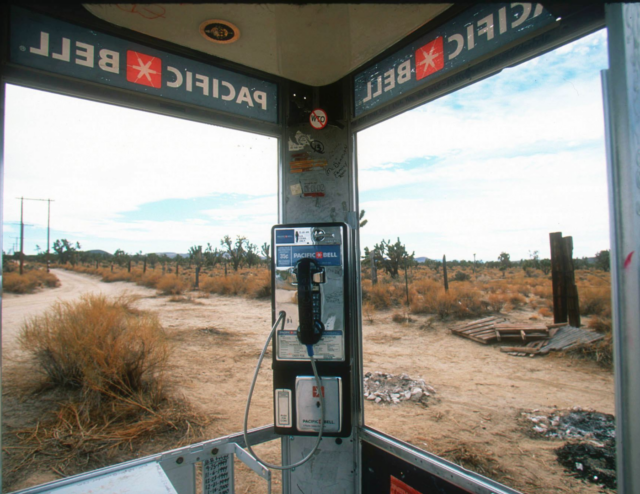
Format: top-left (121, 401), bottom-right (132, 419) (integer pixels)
top-left (3, 29), bottom-right (609, 262)
top-left (358, 29), bottom-right (610, 262)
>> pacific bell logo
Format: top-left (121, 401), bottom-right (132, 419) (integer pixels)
top-left (316, 252), bottom-right (324, 259)
top-left (415, 37), bottom-right (444, 81)
top-left (126, 50), bottom-right (162, 88)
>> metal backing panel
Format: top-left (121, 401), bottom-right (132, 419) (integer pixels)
top-left (287, 433), bottom-right (357, 494)
top-left (282, 123), bottom-right (352, 224)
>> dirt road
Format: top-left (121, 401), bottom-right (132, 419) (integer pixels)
top-left (2, 271), bottom-right (615, 493)
top-left (2, 269), bottom-right (152, 358)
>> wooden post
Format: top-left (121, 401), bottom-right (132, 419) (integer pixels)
top-left (563, 236), bottom-right (581, 327)
top-left (404, 257), bottom-right (410, 306)
top-left (95, 260), bottom-right (98, 269)
top-left (550, 232), bottom-right (566, 323)
top-left (224, 262), bottom-right (228, 277)
top-left (371, 250), bottom-right (378, 285)
top-left (127, 259), bottom-right (132, 273)
top-left (143, 257), bottom-right (147, 274)
top-left (195, 265), bottom-right (200, 289)
top-left (443, 255), bottom-right (449, 292)
top-left (176, 260), bottom-right (179, 276)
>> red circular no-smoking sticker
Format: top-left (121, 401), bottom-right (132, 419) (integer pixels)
top-left (309, 108), bottom-right (328, 130)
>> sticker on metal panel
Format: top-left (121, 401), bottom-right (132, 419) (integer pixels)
top-left (390, 475), bottom-right (423, 494)
top-left (275, 389), bottom-right (292, 427)
top-left (202, 455), bottom-right (233, 494)
top-left (309, 108), bottom-right (328, 129)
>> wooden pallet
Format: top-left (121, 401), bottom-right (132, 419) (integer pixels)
top-left (452, 317), bottom-right (549, 345)
top-left (500, 326), bottom-right (605, 355)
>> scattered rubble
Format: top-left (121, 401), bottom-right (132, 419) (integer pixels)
top-left (556, 440), bottom-right (616, 489)
top-left (522, 408), bottom-right (616, 489)
top-left (522, 407), bottom-right (615, 442)
top-left (364, 372), bottom-right (436, 406)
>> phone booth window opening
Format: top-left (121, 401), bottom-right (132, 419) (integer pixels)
top-left (356, 29), bottom-right (614, 493)
top-left (1, 84), bottom-right (279, 492)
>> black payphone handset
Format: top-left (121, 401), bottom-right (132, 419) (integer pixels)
top-left (244, 223), bottom-right (352, 470)
top-left (293, 258), bottom-right (325, 346)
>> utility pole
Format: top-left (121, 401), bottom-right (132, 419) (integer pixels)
top-left (19, 197), bottom-right (24, 275)
top-left (17, 197), bottom-right (54, 273)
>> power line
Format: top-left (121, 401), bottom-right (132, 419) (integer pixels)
top-left (16, 197), bottom-right (55, 274)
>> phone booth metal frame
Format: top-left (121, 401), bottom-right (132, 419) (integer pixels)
top-left (1, 3), bottom-right (639, 493)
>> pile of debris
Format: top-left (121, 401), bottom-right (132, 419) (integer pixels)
top-left (364, 372), bottom-right (436, 406)
top-left (451, 317), bottom-right (549, 345)
top-left (451, 317), bottom-right (605, 357)
top-left (523, 407), bottom-right (615, 442)
top-left (522, 407), bottom-right (616, 489)
top-left (556, 440), bottom-right (616, 489)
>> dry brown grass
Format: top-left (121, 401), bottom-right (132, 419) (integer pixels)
top-left (538, 307), bottom-right (553, 318)
top-left (409, 279), bottom-right (489, 319)
top-left (156, 275), bottom-right (187, 295)
top-left (579, 286), bottom-right (611, 317)
top-left (13, 294), bottom-right (208, 480)
top-left (3, 269), bottom-right (60, 294)
top-left (18, 294), bottom-right (169, 392)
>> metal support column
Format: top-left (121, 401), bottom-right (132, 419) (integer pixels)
top-left (603, 4), bottom-right (640, 493)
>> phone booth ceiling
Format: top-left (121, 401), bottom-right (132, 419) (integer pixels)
top-left (83, 4), bottom-right (452, 87)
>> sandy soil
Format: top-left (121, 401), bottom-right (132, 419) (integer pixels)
top-left (2, 270), bottom-right (614, 493)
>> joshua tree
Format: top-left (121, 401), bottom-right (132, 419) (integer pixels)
top-left (221, 235), bottom-right (248, 271)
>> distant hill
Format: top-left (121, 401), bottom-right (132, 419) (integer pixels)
top-left (85, 249), bottom-right (112, 257)
top-left (152, 252), bottom-right (189, 259)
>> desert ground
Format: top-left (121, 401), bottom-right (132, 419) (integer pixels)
top-left (2, 269), bottom-right (614, 493)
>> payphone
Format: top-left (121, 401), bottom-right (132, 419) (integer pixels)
top-left (271, 223), bottom-right (352, 437)
top-left (244, 223), bottom-right (352, 469)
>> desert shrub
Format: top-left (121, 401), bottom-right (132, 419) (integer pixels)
top-left (364, 281), bottom-right (395, 309)
top-left (538, 307), bottom-right (553, 317)
top-left (564, 333), bottom-right (613, 368)
top-left (199, 274), bottom-right (219, 293)
top-left (580, 287), bottom-right (611, 317)
top-left (410, 280), bottom-right (487, 319)
top-left (487, 293), bottom-right (507, 312)
top-left (362, 302), bottom-right (376, 323)
top-left (218, 274), bottom-right (246, 295)
top-left (18, 294), bottom-right (169, 395)
top-left (3, 272), bottom-right (36, 293)
top-left (392, 312), bottom-right (406, 323)
top-left (14, 295), bottom-right (207, 479)
top-left (532, 285), bottom-right (553, 301)
top-left (452, 271), bottom-right (471, 282)
top-left (588, 315), bottom-right (612, 333)
top-left (101, 270), bottom-right (133, 283)
top-left (245, 270), bottom-right (271, 299)
top-left (508, 293), bottom-right (527, 308)
top-left (3, 269), bottom-right (61, 294)
top-left (156, 275), bottom-right (187, 295)
top-left (137, 271), bottom-right (162, 289)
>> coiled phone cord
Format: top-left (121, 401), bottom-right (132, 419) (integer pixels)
top-left (243, 310), bottom-right (326, 470)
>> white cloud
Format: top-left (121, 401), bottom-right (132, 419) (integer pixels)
top-left (4, 85), bottom-right (278, 231)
